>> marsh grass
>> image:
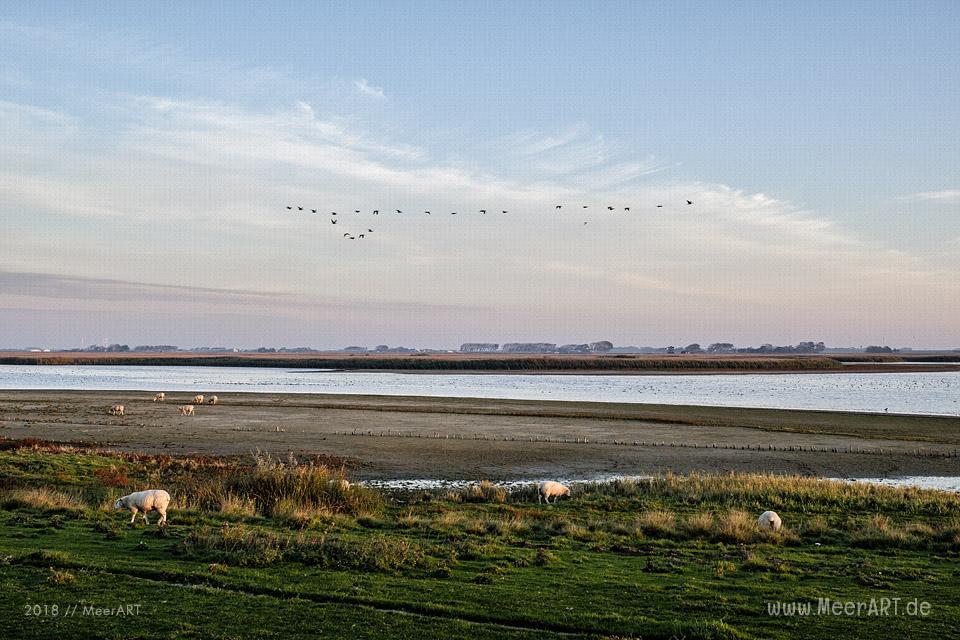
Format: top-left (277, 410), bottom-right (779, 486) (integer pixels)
top-left (1, 488), bottom-right (85, 512)
top-left (177, 523), bottom-right (435, 574)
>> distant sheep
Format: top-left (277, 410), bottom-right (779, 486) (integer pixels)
top-left (153, 393), bottom-right (165, 402)
top-left (758, 510), bottom-right (782, 532)
top-left (109, 404), bottom-right (125, 416)
top-left (207, 395), bottom-right (218, 405)
top-left (178, 405), bottom-right (195, 416)
top-left (114, 489), bottom-right (170, 525)
top-left (193, 394), bottom-right (205, 404)
top-left (537, 481), bottom-right (571, 504)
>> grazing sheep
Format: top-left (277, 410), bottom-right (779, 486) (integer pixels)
top-left (178, 405), bottom-right (195, 416)
top-left (537, 481), bottom-right (571, 504)
top-left (207, 395), bottom-right (218, 405)
top-left (114, 489), bottom-right (171, 525)
top-left (109, 404), bottom-right (125, 416)
top-left (758, 510), bottom-right (782, 532)
top-left (153, 393), bottom-right (165, 402)
top-left (193, 394), bottom-right (205, 404)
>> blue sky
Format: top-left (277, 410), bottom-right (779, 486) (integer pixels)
top-left (1, 2), bottom-right (959, 348)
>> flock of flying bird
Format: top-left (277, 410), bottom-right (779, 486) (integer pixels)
top-left (285, 200), bottom-right (696, 239)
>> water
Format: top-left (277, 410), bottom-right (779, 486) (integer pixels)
top-left (364, 476), bottom-right (960, 494)
top-left (0, 364), bottom-right (958, 416)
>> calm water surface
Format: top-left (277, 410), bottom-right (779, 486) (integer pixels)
top-left (0, 365), bottom-right (958, 416)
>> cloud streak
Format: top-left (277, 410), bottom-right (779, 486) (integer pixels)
top-left (353, 78), bottom-right (385, 99)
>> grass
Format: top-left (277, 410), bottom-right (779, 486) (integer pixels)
top-left (0, 444), bottom-right (959, 639)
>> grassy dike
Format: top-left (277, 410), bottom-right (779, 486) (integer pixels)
top-left (0, 440), bottom-right (958, 639)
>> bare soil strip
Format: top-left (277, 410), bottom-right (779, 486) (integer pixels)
top-left (1, 390), bottom-right (958, 480)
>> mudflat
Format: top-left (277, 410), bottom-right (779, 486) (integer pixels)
top-left (1, 390), bottom-right (958, 480)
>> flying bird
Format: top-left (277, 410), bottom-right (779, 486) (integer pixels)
top-left (343, 233), bottom-right (350, 237)
top-left (354, 210), bottom-right (360, 214)
top-left (367, 229), bottom-right (373, 233)
top-left (286, 206), bottom-right (292, 210)
top-left (425, 211), bottom-right (431, 215)
top-left (396, 209), bottom-right (402, 213)
top-left (686, 200), bottom-right (693, 205)
top-left (480, 209), bottom-right (486, 214)
top-left (656, 204), bottom-right (663, 208)
top-left (373, 210), bottom-right (379, 215)
top-left (331, 219), bottom-right (338, 224)
top-left (297, 206), bottom-right (303, 211)
top-left (582, 205), bottom-right (589, 209)
top-left (555, 205), bottom-right (562, 209)
top-left (331, 211), bottom-right (337, 216)
top-left (450, 212), bottom-right (457, 215)
top-left (607, 206), bottom-right (614, 210)
top-left (624, 207), bottom-right (630, 211)
top-left (358, 234), bottom-right (365, 239)
top-left (501, 210), bottom-right (508, 214)
top-left (311, 209), bottom-right (317, 213)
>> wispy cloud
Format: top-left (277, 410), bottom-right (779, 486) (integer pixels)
top-left (353, 78), bottom-right (385, 99)
top-left (1, 92), bottom-right (958, 346)
top-left (901, 190), bottom-right (960, 203)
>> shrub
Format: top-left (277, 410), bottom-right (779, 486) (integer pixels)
top-left (93, 466), bottom-right (130, 488)
top-left (218, 493), bottom-right (258, 518)
top-left (47, 567), bottom-right (75, 586)
top-left (638, 510), bottom-right (678, 538)
top-left (851, 515), bottom-right (910, 549)
top-left (459, 481), bottom-right (507, 504)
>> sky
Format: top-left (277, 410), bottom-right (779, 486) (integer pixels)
top-left (1, 1), bottom-right (959, 349)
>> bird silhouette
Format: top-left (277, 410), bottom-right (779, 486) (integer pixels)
top-left (480, 209), bottom-right (486, 214)
top-left (331, 219), bottom-right (338, 224)
top-left (583, 221), bottom-right (588, 225)
top-left (367, 229), bottom-right (373, 233)
top-left (607, 206), bottom-right (614, 210)
top-left (425, 211), bottom-right (431, 215)
top-left (396, 209), bottom-right (402, 213)
top-left (343, 233), bottom-right (350, 237)
top-left (311, 209), bottom-right (317, 213)
top-left (297, 206), bottom-right (303, 211)
top-left (501, 210), bottom-right (508, 214)
top-left (555, 205), bottom-right (562, 209)
top-left (373, 210), bottom-right (379, 215)
top-left (624, 207), bottom-right (630, 211)
top-left (286, 206), bottom-right (292, 210)
top-left (656, 205), bottom-right (663, 208)
top-left (354, 210), bottom-right (360, 214)
top-left (331, 212), bottom-right (337, 216)
top-left (450, 212), bottom-right (457, 215)
top-left (358, 234), bottom-right (365, 239)
top-left (583, 205), bottom-right (589, 209)
top-left (686, 200), bottom-right (693, 205)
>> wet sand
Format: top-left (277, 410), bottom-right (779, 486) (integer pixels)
top-left (1, 390), bottom-right (958, 480)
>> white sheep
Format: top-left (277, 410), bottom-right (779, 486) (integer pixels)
top-left (758, 510), bottom-right (782, 532)
top-left (193, 394), bottom-right (205, 404)
top-left (537, 481), bottom-right (571, 504)
top-left (178, 405), bottom-right (195, 416)
top-left (114, 489), bottom-right (171, 525)
top-left (207, 395), bottom-right (218, 405)
top-left (153, 393), bottom-right (165, 402)
top-left (109, 404), bottom-right (125, 416)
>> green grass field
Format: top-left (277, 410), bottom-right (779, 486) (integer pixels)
top-left (1, 441), bottom-right (958, 639)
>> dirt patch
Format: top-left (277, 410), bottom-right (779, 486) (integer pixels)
top-left (0, 390), bottom-right (958, 480)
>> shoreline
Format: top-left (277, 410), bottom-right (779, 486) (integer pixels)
top-left (2, 390), bottom-right (958, 480)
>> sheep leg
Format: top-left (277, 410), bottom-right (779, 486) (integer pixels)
top-left (129, 509), bottom-right (137, 524)
top-left (142, 512), bottom-right (149, 524)
top-left (537, 494), bottom-right (542, 504)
